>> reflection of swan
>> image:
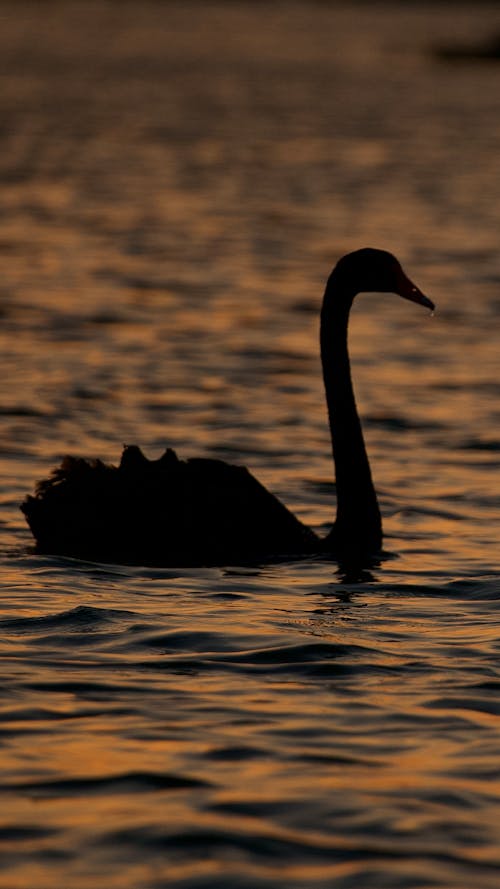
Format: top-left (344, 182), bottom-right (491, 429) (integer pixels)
top-left (22, 249), bottom-right (433, 567)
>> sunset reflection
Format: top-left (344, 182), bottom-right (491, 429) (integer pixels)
top-left (0, 1), bottom-right (500, 888)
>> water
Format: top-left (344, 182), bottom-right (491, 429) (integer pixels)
top-left (1, 2), bottom-right (500, 887)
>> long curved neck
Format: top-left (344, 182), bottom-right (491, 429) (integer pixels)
top-left (320, 271), bottom-right (382, 555)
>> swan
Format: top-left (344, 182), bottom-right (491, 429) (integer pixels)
top-left (21, 248), bottom-right (433, 566)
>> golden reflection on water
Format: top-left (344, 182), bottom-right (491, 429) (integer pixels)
top-left (0, 2), bottom-right (500, 888)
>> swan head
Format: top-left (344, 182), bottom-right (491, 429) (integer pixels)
top-left (331, 248), bottom-right (434, 311)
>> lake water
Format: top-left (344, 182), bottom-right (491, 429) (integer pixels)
top-left (0, 2), bottom-right (499, 887)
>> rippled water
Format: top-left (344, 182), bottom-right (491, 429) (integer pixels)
top-left (1, 2), bottom-right (500, 887)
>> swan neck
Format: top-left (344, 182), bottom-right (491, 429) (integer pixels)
top-left (320, 273), bottom-right (382, 554)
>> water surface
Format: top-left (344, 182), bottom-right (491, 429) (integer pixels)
top-left (0, 2), bottom-right (499, 887)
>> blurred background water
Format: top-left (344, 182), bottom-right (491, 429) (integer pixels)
top-left (0, 2), bottom-right (499, 887)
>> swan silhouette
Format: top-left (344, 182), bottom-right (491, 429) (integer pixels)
top-left (21, 248), bottom-right (433, 566)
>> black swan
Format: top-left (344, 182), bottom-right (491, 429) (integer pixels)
top-left (21, 248), bottom-right (433, 566)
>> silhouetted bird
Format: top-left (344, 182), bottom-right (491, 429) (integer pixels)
top-left (22, 248), bottom-right (433, 566)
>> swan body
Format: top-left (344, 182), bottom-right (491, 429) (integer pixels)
top-left (23, 446), bottom-right (318, 566)
top-left (22, 248), bottom-right (433, 566)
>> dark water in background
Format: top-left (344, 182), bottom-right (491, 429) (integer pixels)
top-left (0, 2), bottom-right (499, 887)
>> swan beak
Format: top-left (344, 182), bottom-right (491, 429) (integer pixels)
top-left (396, 271), bottom-right (435, 311)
